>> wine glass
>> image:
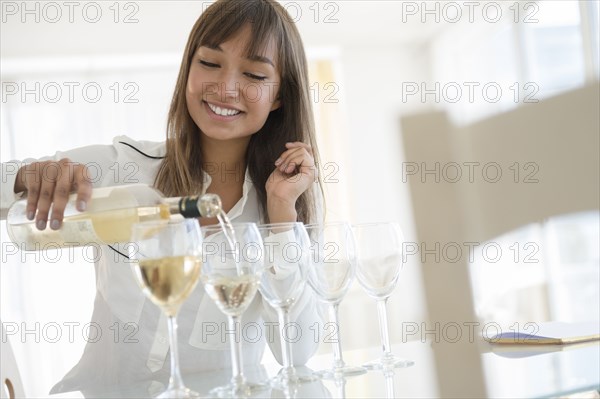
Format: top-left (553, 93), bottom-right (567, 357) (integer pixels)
top-left (256, 222), bottom-right (316, 389)
top-left (129, 219), bottom-right (203, 399)
top-left (200, 222), bottom-right (268, 398)
top-left (352, 222), bottom-right (414, 370)
top-left (304, 222), bottom-right (367, 379)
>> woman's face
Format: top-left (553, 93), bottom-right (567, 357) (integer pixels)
top-left (186, 24), bottom-right (281, 144)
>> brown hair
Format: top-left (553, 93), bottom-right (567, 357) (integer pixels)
top-left (154, 0), bottom-right (323, 224)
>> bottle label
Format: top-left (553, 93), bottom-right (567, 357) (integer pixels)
top-left (10, 219), bottom-right (102, 250)
top-left (60, 220), bottom-right (103, 245)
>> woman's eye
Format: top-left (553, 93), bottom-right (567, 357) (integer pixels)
top-left (245, 73), bottom-right (267, 81)
top-left (199, 60), bottom-right (219, 68)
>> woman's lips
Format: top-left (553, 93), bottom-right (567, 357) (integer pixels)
top-left (204, 101), bottom-right (243, 121)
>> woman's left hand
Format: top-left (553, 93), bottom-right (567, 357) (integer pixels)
top-left (266, 142), bottom-right (317, 222)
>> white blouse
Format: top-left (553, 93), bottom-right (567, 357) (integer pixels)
top-left (0, 135), bottom-right (322, 394)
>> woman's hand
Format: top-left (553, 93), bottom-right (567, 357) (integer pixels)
top-left (266, 142), bottom-right (317, 223)
top-left (14, 158), bottom-right (92, 230)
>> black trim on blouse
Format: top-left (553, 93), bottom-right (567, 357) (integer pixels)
top-left (108, 140), bottom-right (164, 259)
top-left (118, 141), bottom-right (165, 160)
top-left (108, 245), bottom-right (130, 260)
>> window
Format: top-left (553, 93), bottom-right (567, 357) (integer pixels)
top-left (431, 0), bottom-right (599, 124)
top-left (519, 1), bottom-right (586, 98)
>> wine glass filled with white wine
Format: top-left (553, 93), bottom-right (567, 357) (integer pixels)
top-left (129, 219), bottom-right (203, 398)
top-left (200, 222), bottom-right (267, 398)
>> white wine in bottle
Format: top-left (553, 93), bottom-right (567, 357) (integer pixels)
top-left (7, 184), bottom-right (221, 250)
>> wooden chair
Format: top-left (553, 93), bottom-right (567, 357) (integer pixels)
top-left (401, 82), bottom-right (599, 397)
top-left (1, 322), bottom-right (25, 398)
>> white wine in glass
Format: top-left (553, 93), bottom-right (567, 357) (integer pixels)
top-left (136, 255), bottom-right (202, 316)
top-left (203, 274), bottom-right (260, 317)
top-left (130, 219), bottom-right (203, 399)
top-left (200, 222), bottom-right (268, 398)
top-left (353, 222), bottom-right (414, 370)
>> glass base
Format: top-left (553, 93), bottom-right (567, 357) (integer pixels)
top-left (315, 365), bottom-right (367, 379)
top-left (270, 368), bottom-right (318, 389)
top-left (208, 381), bottom-right (269, 398)
top-left (363, 355), bottom-right (414, 370)
top-left (157, 387), bottom-right (202, 399)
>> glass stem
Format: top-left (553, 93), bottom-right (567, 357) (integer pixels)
top-left (384, 371), bottom-right (395, 399)
top-left (334, 376), bottom-right (347, 399)
top-left (329, 303), bottom-right (346, 370)
top-left (166, 315), bottom-right (185, 390)
top-left (228, 315), bottom-right (244, 388)
top-left (376, 298), bottom-right (393, 358)
top-left (278, 308), bottom-right (294, 377)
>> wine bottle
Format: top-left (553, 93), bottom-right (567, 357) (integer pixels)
top-left (6, 184), bottom-right (222, 250)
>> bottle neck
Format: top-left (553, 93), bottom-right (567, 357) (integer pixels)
top-left (163, 194), bottom-right (222, 218)
top-left (163, 197), bottom-right (184, 216)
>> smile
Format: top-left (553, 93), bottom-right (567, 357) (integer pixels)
top-left (206, 102), bottom-right (242, 117)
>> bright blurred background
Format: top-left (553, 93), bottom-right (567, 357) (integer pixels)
top-left (1, 1), bottom-right (598, 396)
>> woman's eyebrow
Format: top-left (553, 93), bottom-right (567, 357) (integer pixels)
top-left (203, 44), bottom-right (274, 67)
top-left (247, 55), bottom-right (275, 68)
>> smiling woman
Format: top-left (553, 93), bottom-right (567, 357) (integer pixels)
top-left (0, 51), bottom-right (344, 399)
top-left (186, 24), bottom-right (281, 143)
top-left (0, 0), bottom-right (331, 395)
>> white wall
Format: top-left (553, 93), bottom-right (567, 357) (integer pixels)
top-left (335, 44), bottom-right (431, 349)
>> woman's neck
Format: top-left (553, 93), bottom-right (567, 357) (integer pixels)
top-left (201, 136), bottom-right (249, 184)
top-left (200, 135), bottom-right (249, 218)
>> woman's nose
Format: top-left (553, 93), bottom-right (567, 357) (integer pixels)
top-left (218, 71), bottom-right (240, 102)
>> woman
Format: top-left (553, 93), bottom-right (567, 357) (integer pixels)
top-left (1, 0), bottom-right (324, 393)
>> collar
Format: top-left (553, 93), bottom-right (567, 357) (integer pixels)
top-left (200, 168), bottom-right (253, 220)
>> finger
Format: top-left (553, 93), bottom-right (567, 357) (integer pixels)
top-left (279, 145), bottom-right (312, 163)
top-left (285, 142), bottom-right (312, 151)
top-left (73, 163), bottom-right (93, 212)
top-left (281, 150), bottom-right (315, 175)
top-left (285, 142), bottom-right (313, 156)
top-left (24, 164), bottom-right (42, 221)
top-left (275, 143), bottom-right (312, 166)
top-left (277, 147), bottom-right (308, 172)
top-left (35, 162), bottom-right (60, 230)
top-left (49, 159), bottom-right (76, 230)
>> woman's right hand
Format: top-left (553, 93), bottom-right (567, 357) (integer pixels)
top-left (14, 159), bottom-right (92, 230)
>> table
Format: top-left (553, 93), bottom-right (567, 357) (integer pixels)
top-left (50, 339), bottom-right (599, 398)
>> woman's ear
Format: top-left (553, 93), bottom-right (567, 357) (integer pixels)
top-left (270, 97), bottom-right (281, 111)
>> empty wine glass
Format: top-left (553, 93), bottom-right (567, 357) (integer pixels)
top-left (352, 222), bottom-right (414, 370)
top-left (129, 219), bottom-right (202, 398)
top-left (200, 222), bottom-right (268, 398)
top-left (256, 222), bottom-right (315, 389)
top-left (305, 222), bottom-right (367, 379)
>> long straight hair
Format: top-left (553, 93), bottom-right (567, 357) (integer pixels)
top-left (154, 0), bottom-right (323, 224)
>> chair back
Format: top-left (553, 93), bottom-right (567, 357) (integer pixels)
top-left (401, 82), bottom-right (600, 397)
top-left (1, 322), bottom-right (26, 399)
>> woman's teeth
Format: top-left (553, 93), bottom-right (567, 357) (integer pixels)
top-left (207, 103), bottom-right (241, 116)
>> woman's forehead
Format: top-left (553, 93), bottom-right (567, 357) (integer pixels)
top-left (199, 25), bottom-right (279, 64)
